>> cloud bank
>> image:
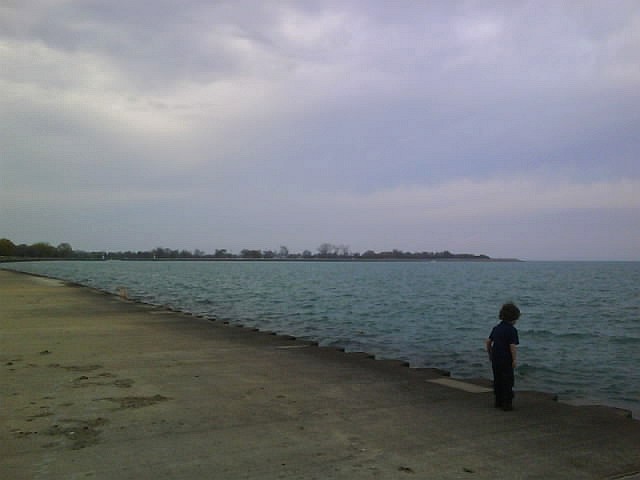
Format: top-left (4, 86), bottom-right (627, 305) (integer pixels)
top-left (1, 1), bottom-right (639, 260)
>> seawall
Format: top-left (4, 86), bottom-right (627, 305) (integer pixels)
top-left (2, 269), bottom-right (639, 479)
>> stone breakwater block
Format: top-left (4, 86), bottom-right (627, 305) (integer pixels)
top-left (346, 352), bottom-right (376, 360)
top-left (116, 287), bottom-right (129, 300)
top-left (378, 359), bottom-right (411, 368)
top-left (428, 377), bottom-right (493, 393)
top-left (413, 367), bottom-right (451, 378)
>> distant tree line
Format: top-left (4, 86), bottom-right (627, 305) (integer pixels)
top-left (0, 239), bottom-right (74, 258)
top-left (0, 238), bottom-right (490, 261)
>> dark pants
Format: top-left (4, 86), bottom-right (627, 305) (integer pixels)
top-left (492, 361), bottom-right (514, 408)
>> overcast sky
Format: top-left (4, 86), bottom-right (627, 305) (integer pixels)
top-left (1, 1), bottom-right (639, 260)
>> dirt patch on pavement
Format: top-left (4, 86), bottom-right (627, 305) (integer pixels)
top-left (101, 394), bottom-right (169, 410)
top-left (43, 417), bottom-right (109, 450)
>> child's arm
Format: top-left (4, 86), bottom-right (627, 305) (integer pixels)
top-left (485, 339), bottom-right (493, 360)
top-left (510, 343), bottom-right (517, 368)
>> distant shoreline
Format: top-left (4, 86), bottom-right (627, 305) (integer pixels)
top-left (1, 256), bottom-right (523, 263)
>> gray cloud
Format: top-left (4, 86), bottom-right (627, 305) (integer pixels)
top-left (1, 1), bottom-right (639, 259)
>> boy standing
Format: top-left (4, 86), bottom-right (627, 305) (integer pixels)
top-left (486, 303), bottom-right (521, 411)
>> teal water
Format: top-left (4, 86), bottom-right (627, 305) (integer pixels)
top-left (4, 260), bottom-right (639, 415)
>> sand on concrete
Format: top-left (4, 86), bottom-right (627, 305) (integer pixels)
top-left (1, 269), bottom-right (639, 479)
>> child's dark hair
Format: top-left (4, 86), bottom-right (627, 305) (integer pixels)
top-left (499, 302), bottom-right (521, 323)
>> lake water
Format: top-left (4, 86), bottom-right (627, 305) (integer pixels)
top-left (4, 260), bottom-right (639, 416)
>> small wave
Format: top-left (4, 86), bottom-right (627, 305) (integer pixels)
top-left (195, 298), bottom-right (214, 305)
top-left (610, 336), bottom-right (640, 345)
top-left (523, 329), bottom-right (594, 340)
top-left (516, 363), bottom-right (559, 376)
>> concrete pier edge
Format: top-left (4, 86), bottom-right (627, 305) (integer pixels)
top-left (2, 268), bottom-right (639, 479)
top-left (2, 266), bottom-right (633, 420)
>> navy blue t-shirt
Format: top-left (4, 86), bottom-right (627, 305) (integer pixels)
top-left (489, 321), bottom-right (519, 365)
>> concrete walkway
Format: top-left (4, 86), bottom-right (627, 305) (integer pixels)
top-left (2, 269), bottom-right (639, 479)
